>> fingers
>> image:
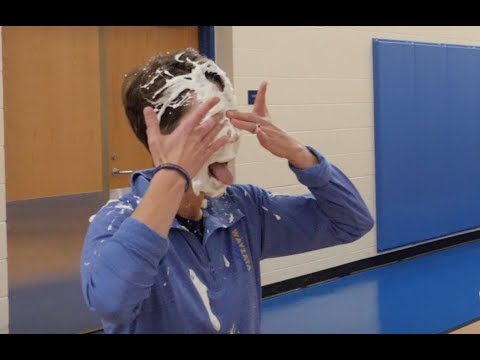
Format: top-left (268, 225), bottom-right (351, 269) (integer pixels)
top-left (226, 110), bottom-right (266, 125)
top-left (181, 97), bottom-right (221, 133)
top-left (205, 134), bottom-right (230, 159)
top-left (253, 81), bottom-right (268, 116)
top-left (196, 112), bottom-right (223, 139)
top-left (202, 120), bottom-right (225, 145)
top-left (231, 119), bottom-right (257, 133)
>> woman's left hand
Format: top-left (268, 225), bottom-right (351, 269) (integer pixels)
top-left (226, 82), bottom-right (319, 169)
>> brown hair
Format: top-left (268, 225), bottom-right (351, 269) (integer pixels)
top-left (121, 48), bottom-right (223, 150)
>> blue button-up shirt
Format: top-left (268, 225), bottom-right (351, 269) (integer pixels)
top-left (81, 146), bottom-right (374, 333)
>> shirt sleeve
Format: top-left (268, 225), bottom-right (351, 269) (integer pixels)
top-left (242, 146), bottom-right (374, 260)
top-left (80, 197), bottom-right (169, 324)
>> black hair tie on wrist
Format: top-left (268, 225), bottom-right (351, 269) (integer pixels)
top-left (153, 163), bottom-right (191, 192)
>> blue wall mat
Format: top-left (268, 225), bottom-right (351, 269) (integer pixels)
top-left (373, 39), bottom-right (480, 252)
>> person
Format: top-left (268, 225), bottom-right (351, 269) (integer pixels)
top-left (80, 48), bottom-right (374, 334)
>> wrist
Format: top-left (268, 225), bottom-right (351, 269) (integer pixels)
top-left (152, 164), bottom-right (190, 192)
top-left (288, 145), bottom-right (319, 169)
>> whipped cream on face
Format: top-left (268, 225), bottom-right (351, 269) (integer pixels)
top-left (142, 52), bottom-right (240, 198)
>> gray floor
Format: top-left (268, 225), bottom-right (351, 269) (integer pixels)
top-left (7, 192), bottom-right (106, 333)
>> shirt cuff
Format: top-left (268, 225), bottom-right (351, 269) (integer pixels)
top-left (288, 146), bottom-right (332, 188)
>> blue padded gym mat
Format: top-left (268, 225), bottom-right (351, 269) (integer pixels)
top-left (373, 39), bottom-right (480, 252)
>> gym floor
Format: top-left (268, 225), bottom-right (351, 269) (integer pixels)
top-left (261, 240), bottom-right (480, 334)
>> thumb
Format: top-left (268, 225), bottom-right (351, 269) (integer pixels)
top-left (143, 107), bottom-right (163, 140)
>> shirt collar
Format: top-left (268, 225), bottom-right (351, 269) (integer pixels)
top-left (131, 168), bottom-right (156, 197)
top-left (131, 168), bottom-right (245, 236)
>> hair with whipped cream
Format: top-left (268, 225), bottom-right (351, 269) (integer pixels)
top-left (122, 48), bottom-right (226, 150)
top-left (121, 48), bottom-right (241, 198)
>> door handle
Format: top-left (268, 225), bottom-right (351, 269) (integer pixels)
top-left (111, 168), bottom-right (133, 176)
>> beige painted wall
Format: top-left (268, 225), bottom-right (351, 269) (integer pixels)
top-left (216, 26), bottom-right (480, 285)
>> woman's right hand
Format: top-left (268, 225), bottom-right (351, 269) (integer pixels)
top-left (143, 97), bottom-right (229, 178)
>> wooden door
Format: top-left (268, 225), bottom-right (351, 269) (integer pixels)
top-left (104, 26), bottom-right (198, 189)
top-left (2, 26), bottom-right (102, 201)
top-left (2, 26), bottom-right (200, 334)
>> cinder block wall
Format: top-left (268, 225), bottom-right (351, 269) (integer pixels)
top-left (215, 26), bottom-right (480, 285)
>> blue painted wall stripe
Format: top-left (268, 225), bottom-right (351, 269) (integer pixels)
top-left (198, 26), bottom-right (215, 60)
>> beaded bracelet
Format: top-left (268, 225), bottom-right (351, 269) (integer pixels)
top-left (153, 163), bottom-right (191, 192)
